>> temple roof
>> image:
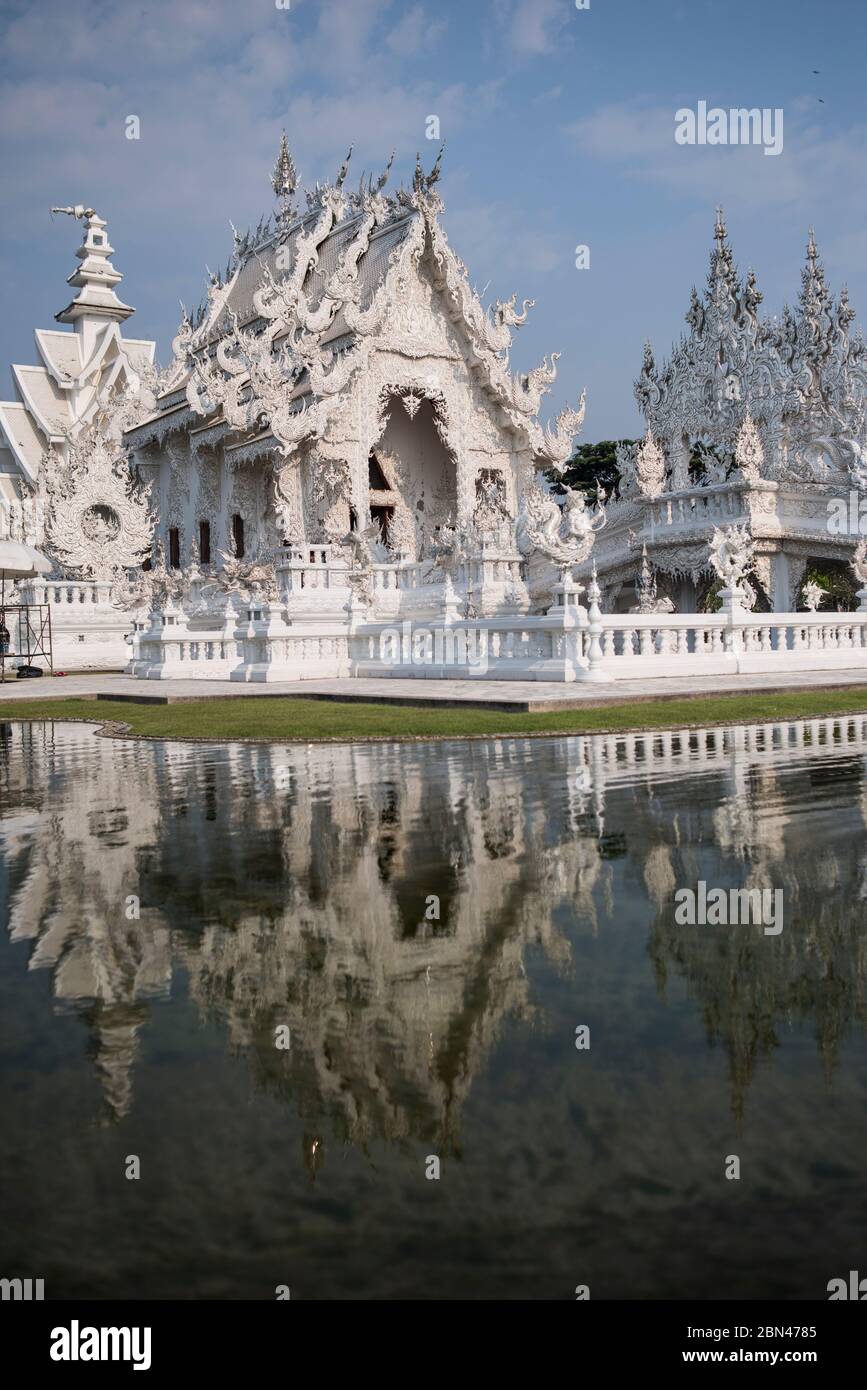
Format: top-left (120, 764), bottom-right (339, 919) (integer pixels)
top-left (35, 329), bottom-right (83, 383)
top-left (0, 209), bottom-right (155, 487)
top-left (126, 136), bottom-right (584, 472)
top-left (200, 206), bottom-right (414, 349)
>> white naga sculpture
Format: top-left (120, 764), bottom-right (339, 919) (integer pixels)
top-left (517, 483), bottom-right (606, 580)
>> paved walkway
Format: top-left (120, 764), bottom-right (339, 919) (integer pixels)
top-left (3, 668), bottom-right (867, 710)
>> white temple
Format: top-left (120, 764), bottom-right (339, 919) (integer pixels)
top-left (3, 143), bottom-right (867, 682)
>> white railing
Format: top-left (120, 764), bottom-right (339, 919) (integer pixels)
top-left (648, 485), bottom-right (753, 531)
top-left (127, 579), bottom-right (867, 686)
top-left (592, 610), bottom-right (867, 675)
top-left (17, 578), bottom-right (116, 607)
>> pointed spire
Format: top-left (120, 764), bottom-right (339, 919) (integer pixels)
top-left (707, 205), bottom-right (741, 308)
top-left (271, 131), bottom-right (298, 222)
top-left (51, 207), bottom-right (134, 351)
top-left (798, 225), bottom-right (834, 325)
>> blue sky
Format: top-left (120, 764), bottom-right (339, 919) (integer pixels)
top-left (2, 0), bottom-right (866, 439)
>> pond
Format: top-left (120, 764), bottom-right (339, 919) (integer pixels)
top-left (1, 715), bottom-right (866, 1300)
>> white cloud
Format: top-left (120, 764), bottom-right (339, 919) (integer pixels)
top-left (447, 197), bottom-right (563, 287)
top-left (384, 4), bottom-right (447, 57)
top-left (566, 100), bottom-right (867, 221)
top-left (505, 0), bottom-right (569, 56)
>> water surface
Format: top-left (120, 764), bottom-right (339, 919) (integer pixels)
top-left (1, 716), bottom-right (866, 1300)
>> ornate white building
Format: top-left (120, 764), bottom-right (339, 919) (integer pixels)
top-left (122, 140), bottom-right (583, 600)
top-left (5, 152), bottom-right (867, 680)
top-left (587, 211), bottom-right (867, 614)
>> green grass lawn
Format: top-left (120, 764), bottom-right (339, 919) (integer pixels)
top-left (1, 688), bottom-right (867, 742)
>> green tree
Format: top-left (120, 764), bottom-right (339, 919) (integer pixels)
top-left (800, 560), bottom-right (856, 611)
top-left (546, 439), bottom-right (637, 504)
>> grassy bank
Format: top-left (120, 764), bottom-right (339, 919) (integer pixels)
top-left (1, 688), bottom-right (867, 742)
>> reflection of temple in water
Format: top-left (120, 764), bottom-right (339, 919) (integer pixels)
top-left (1, 715), bottom-right (867, 1138)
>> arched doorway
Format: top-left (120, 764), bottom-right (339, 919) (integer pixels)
top-left (368, 392), bottom-right (457, 560)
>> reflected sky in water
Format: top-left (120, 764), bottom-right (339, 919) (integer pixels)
top-left (1, 716), bottom-right (866, 1300)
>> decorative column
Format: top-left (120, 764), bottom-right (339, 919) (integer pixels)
top-left (578, 564), bottom-right (612, 684)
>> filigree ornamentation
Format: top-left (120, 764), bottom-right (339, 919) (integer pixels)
top-left (636, 213), bottom-right (867, 488)
top-left (634, 429), bottom-right (667, 498)
top-left (42, 425), bottom-right (155, 578)
top-left (400, 389), bottom-right (424, 420)
top-left (734, 412), bottom-right (765, 482)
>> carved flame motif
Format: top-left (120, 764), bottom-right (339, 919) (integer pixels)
top-left (734, 412), bottom-right (765, 481)
top-left (634, 429), bottom-right (667, 498)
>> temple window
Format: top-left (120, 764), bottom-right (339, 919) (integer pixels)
top-left (477, 468), bottom-right (506, 500)
top-left (370, 504), bottom-right (394, 544)
top-left (168, 527), bottom-right (180, 569)
top-left (199, 519), bottom-right (211, 565)
top-left (368, 452), bottom-right (390, 490)
top-left (232, 513), bottom-right (245, 558)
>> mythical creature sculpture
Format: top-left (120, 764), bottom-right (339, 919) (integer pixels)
top-left (111, 542), bottom-right (184, 612)
top-left (851, 540), bottom-right (867, 587)
top-left (211, 553), bottom-right (280, 603)
top-left (341, 522), bottom-right (390, 569)
top-left (517, 484), bottom-right (605, 578)
top-left (707, 523), bottom-right (755, 592)
top-left (801, 580), bottom-right (825, 611)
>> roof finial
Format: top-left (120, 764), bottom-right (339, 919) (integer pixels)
top-left (335, 146), bottom-right (353, 190)
top-left (51, 205), bottom-right (134, 336)
top-left (271, 131), bottom-right (298, 222)
top-left (714, 206), bottom-right (727, 242)
top-left (807, 226), bottom-right (818, 260)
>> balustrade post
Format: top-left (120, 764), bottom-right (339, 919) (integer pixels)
top-left (577, 565), bottom-right (612, 684)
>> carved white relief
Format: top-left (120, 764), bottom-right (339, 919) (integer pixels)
top-left (41, 425), bottom-right (156, 578)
